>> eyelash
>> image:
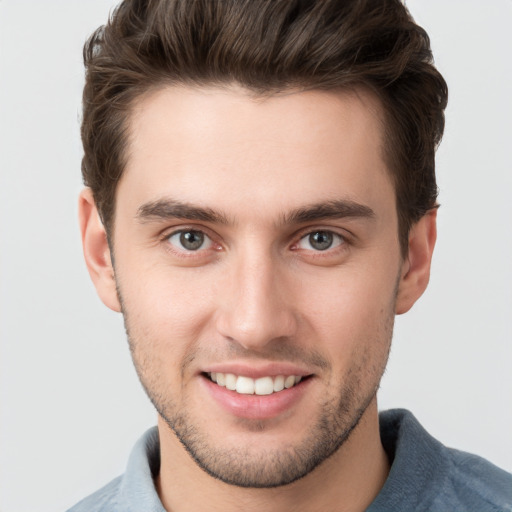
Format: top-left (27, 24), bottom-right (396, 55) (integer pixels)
top-left (161, 227), bottom-right (221, 260)
top-left (290, 228), bottom-right (351, 261)
top-left (161, 226), bottom-right (351, 260)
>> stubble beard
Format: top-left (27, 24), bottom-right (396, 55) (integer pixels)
top-left (157, 371), bottom-right (380, 488)
top-left (124, 330), bottom-right (393, 489)
top-left (117, 282), bottom-right (396, 489)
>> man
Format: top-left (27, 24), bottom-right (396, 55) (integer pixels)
top-left (69, 0), bottom-right (512, 510)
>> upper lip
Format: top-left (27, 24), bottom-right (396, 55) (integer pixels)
top-left (202, 362), bottom-right (313, 379)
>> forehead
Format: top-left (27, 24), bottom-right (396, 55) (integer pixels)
top-left (118, 85), bottom-right (394, 224)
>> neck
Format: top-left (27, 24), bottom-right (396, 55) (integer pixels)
top-left (156, 399), bottom-right (389, 512)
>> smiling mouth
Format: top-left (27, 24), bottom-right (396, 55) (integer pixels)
top-left (206, 372), bottom-right (307, 396)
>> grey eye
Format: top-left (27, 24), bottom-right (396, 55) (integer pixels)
top-left (168, 230), bottom-right (211, 251)
top-left (297, 230), bottom-right (344, 251)
top-left (180, 231), bottom-right (204, 250)
top-left (308, 231), bottom-right (333, 251)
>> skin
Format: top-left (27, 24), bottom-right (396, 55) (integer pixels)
top-left (80, 85), bottom-right (436, 512)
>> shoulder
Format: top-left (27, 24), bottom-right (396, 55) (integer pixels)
top-left (66, 426), bottom-right (163, 512)
top-left (370, 409), bottom-right (512, 512)
top-left (432, 447), bottom-right (512, 512)
top-left (66, 475), bottom-right (122, 512)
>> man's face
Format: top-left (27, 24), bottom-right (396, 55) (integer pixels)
top-left (110, 85), bottom-right (405, 486)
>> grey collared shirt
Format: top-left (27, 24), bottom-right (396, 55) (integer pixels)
top-left (67, 409), bottom-right (512, 511)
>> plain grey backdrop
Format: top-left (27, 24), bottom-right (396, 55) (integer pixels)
top-left (1, 1), bottom-right (511, 511)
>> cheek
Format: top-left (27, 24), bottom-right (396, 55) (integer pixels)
top-left (299, 265), bottom-right (398, 362)
top-left (115, 262), bottom-right (219, 377)
top-left (118, 254), bottom-right (216, 329)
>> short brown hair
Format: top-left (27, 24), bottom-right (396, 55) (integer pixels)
top-left (81, 0), bottom-right (448, 254)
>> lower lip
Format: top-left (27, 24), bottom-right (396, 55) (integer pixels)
top-left (201, 375), bottom-right (311, 420)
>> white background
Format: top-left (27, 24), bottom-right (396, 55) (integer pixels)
top-left (1, 1), bottom-right (511, 511)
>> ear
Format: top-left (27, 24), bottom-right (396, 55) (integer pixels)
top-left (78, 188), bottom-right (121, 312)
top-left (395, 209), bottom-right (437, 315)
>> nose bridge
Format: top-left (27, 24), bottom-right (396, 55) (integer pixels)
top-left (217, 244), bottom-right (296, 349)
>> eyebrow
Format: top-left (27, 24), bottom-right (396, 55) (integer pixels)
top-left (136, 197), bottom-right (375, 226)
top-left (282, 199), bottom-right (375, 225)
top-left (136, 198), bottom-right (230, 224)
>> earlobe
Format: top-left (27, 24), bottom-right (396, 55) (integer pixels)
top-left (395, 209), bottom-right (437, 315)
top-left (78, 188), bottom-right (121, 313)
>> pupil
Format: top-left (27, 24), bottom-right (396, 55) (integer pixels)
top-left (180, 231), bottom-right (204, 250)
top-left (309, 231), bottom-right (333, 251)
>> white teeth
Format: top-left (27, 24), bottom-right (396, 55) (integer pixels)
top-left (216, 372), bottom-right (226, 387)
top-left (284, 375), bottom-right (295, 389)
top-left (254, 376), bottom-right (274, 395)
top-left (236, 376), bottom-right (255, 395)
top-left (273, 375), bottom-right (285, 392)
top-left (225, 373), bottom-right (237, 391)
top-left (208, 373), bottom-right (304, 395)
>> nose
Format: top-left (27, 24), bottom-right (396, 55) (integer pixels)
top-left (215, 250), bottom-right (298, 351)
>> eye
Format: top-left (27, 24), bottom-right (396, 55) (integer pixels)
top-left (167, 230), bottom-right (213, 251)
top-left (297, 230), bottom-right (344, 251)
